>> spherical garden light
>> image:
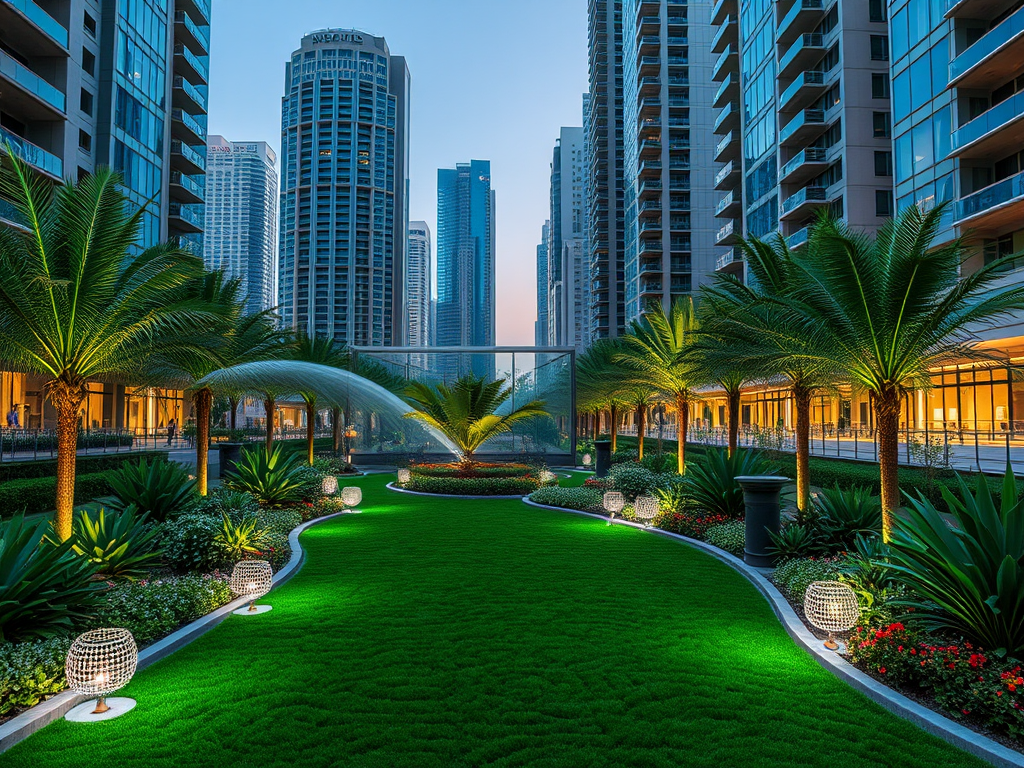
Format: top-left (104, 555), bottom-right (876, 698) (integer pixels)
top-left (603, 491), bottom-right (624, 520)
top-left (397, 468), bottom-right (411, 485)
top-left (230, 560), bottom-right (274, 615)
top-left (321, 475), bottom-right (339, 496)
top-left (64, 628), bottom-right (138, 721)
top-left (582, 453), bottom-right (592, 468)
top-left (342, 486), bottom-right (363, 512)
top-left (803, 580), bottom-right (860, 651)
top-left (634, 495), bottom-right (660, 527)
top-left (539, 469), bottom-right (556, 484)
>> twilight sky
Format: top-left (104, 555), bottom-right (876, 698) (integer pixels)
top-left (207, 0), bottom-right (588, 345)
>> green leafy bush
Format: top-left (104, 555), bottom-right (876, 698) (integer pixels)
top-left (839, 534), bottom-right (905, 626)
top-left (608, 463), bottom-right (658, 500)
top-left (256, 508), bottom-right (303, 536)
top-left (656, 511), bottom-right (732, 540)
top-left (0, 514), bottom-right (102, 642)
top-left (704, 521), bottom-right (745, 556)
top-left (813, 485), bottom-right (883, 548)
top-left (105, 458), bottom-right (196, 521)
top-left (65, 506), bottom-right (162, 579)
top-left (768, 523), bottom-right (827, 559)
top-left (94, 574), bottom-right (234, 646)
top-left (405, 476), bottom-right (540, 496)
top-left (770, 556), bottom-right (847, 603)
top-left (0, 471), bottom-right (115, 517)
top-left (213, 513), bottom-right (269, 563)
top-left (0, 451), bottom-right (165, 484)
top-left (224, 445), bottom-right (307, 508)
top-left (890, 468), bottom-right (1024, 656)
top-left (159, 514), bottom-right (222, 573)
top-left (683, 448), bottom-right (775, 519)
top-left (529, 486), bottom-right (602, 511)
top-left (641, 453), bottom-right (677, 474)
top-left (654, 479), bottom-right (691, 514)
top-left (0, 636), bottom-right (71, 716)
top-left (611, 449), bottom-right (639, 464)
top-left (184, 488), bottom-right (260, 520)
top-left (410, 463), bottom-right (536, 479)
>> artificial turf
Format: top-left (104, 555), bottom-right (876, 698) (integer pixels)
top-left (2, 473), bottom-right (991, 768)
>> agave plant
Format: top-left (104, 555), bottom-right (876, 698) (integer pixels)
top-left (0, 514), bottom-right (102, 642)
top-left (767, 523), bottom-right (827, 559)
top-left (888, 467), bottom-right (1024, 656)
top-left (224, 445), bottom-right (307, 508)
top-left (683, 448), bottom-right (775, 519)
top-left (65, 505), bottom-right (162, 579)
top-left (813, 485), bottom-right (883, 548)
top-left (106, 458), bottom-right (197, 522)
top-left (213, 513), bottom-right (269, 562)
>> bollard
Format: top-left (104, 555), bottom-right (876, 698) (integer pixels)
top-left (737, 475), bottom-right (790, 568)
top-left (595, 439), bottom-right (612, 478)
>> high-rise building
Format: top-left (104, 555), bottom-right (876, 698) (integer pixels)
top-left (278, 29), bottom-right (410, 345)
top-left (546, 127), bottom-right (587, 347)
top-left (406, 220), bottom-right (432, 349)
top-left (203, 136), bottom-right (277, 314)
top-left (587, 0), bottom-right (627, 339)
top-left (0, 0), bottom-right (212, 251)
top-left (710, 0), bottom-right (893, 274)
top-left (436, 159), bottom-right (495, 378)
top-left (620, 0), bottom-right (719, 322)
top-left (535, 220), bottom-right (550, 347)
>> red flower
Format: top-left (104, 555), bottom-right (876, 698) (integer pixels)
top-left (879, 667), bottom-right (886, 674)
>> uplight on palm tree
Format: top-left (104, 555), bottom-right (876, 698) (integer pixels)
top-left (0, 154), bottom-right (210, 539)
top-left (291, 331), bottom-right (349, 465)
top-left (403, 375), bottom-right (547, 465)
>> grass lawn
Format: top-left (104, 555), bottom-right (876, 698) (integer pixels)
top-left (3, 473), bottom-right (989, 767)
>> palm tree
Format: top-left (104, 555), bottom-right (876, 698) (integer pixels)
top-left (290, 331), bottom-right (349, 465)
top-left (222, 311), bottom-right (292, 432)
top-left (576, 339), bottom-right (626, 452)
top-left (795, 205), bottom-right (1024, 539)
top-left (404, 375), bottom-right (547, 465)
top-left (618, 297), bottom-right (701, 474)
top-left (0, 156), bottom-right (209, 538)
top-left (699, 235), bottom-right (835, 511)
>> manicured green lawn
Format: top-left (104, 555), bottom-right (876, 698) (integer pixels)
top-left (4, 474), bottom-right (989, 767)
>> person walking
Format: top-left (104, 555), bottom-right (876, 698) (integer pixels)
top-left (6, 406), bottom-right (19, 429)
top-left (167, 417), bottom-right (177, 446)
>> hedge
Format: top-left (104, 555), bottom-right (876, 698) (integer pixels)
top-left (0, 451), bottom-right (166, 484)
top-left (0, 471), bottom-right (117, 517)
top-left (405, 475), bottom-right (541, 496)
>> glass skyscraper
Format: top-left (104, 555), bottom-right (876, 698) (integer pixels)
top-left (406, 220), bottom-right (432, 349)
top-left (535, 220), bottom-right (550, 347)
top-left (278, 29), bottom-right (410, 345)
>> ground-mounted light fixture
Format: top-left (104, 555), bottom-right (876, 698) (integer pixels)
top-left (342, 486), bottom-right (363, 513)
top-left (64, 628), bottom-right (138, 721)
top-left (539, 470), bottom-right (556, 484)
top-left (582, 453), bottom-right (592, 468)
top-left (322, 475), bottom-right (339, 496)
top-left (603, 491), bottom-right (624, 526)
top-left (803, 580), bottom-right (860, 651)
top-left (397, 468), bottom-right (411, 485)
top-left (634, 495), bottom-right (660, 527)
top-left (230, 560), bottom-right (274, 615)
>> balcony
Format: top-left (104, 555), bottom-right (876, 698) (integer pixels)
top-left (0, 49), bottom-right (65, 117)
top-left (711, 0), bottom-right (737, 25)
top-left (0, 126), bottom-right (61, 179)
top-left (779, 70), bottom-right (826, 114)
top-left (170, 172), bottom-right (205, 204)
top-left (713, 102), bottom-right (738, 134)
top-left (1, 0), bottom-right (68, 53)
top-left (168, 203), bottom-right (204, 234)
top-left (780, 185), bottom-right (828, 219)
top-left (665, 35), bottom-right (689, 47)
top-left (715, 219), bottom-right (742, 246)
top-left (715, 131), bottom-right (738, 162)
top-left (638, 240), bottom-right (664, 256)
top-left (639, 158), bottom-right (663, 178)
top-left (667, 96), bottom-right (689, 108)
top-left (639, 55), bottom-right (661, 75)
top-left (669, 215), bottom-right (690, 230)
top-left (638, 219), bottom-right (663, 237)
top-left (181, 0), bottom-right (211, 25)
top-left (639, 139), bottom-right (662, 159)
top-left (639, 179), bottom-right (663, 199)
top-left (715, 160), bottom-right (740, 190)
top-left (779, 147), bottom-right (829, 185)
top-left (638, 261), bottom-right (663, 278)
top-left (949, 4), bottom-right (1024, 89)
top-left (715, 247), bottom-right (744, 273)
top-left (638, 36), bottom-right (661, 54)
top-left (171, 140), bottom-right (206, 174)
top-left (786, 226), bottom-right (810, 249)
top-left (0, 197), bottom-right (29, 232)
top-left (172, 109), bottom-right (207, 144)
top-left (638, 200), bottom-right (662, 216)
top-left (715, 190), bottom-right (741, 218)
top-left (778, 34), bottom-right (825, 81)
top-left (712, 44), bottom-right (737, 82)
top-left (173, 76), bottom-right (207, 113)
top-left (713, 72), bottom-right (739, 109)
top-left (174, 10), bottom-right (210, 54)
top-left (779, 108), bottom-right (826, 147)
top-left (955, 169), bottom-right (1024, 235)
top-left (950, 90), bottom-right (1024, 160)
top-left (639, 76), bottom-right (661, 95)
top-left (711, 17), bottom-right (737, 53)
top-left (638, 15), bottom-right (660, 34)
top-left (666, 55), bottom-right (688, 67)
top-left (173, 43), bottom-right (209, 84)
top-left (639, 96), bottom-right (662, 116)
top-left (777, 0), bottom-right (825, 45)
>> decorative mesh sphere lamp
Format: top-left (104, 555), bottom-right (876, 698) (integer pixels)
top-left (64, 628), bottom-right (138, 721)
top-left (582, 453), bottom-right (592, 468)
top-left (397, 468), bottom-right (411, 485)
top-left (603, 491), bottom-right (624, 519)
top-left (230, 560), bottom-right (274, 615)
top-left (342, 486), bottom-right (363, 513)
top-left (539, 470), bottom-right (556, 484)
top-left (634, 495), bottom-right (660, 527)
top-left (321, 475), bottom-right (339, 496)
top-left (803, 580), bottom-right (860, 650)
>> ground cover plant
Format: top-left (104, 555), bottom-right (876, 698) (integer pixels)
top-left (1, 474), bottom-right (987, 767)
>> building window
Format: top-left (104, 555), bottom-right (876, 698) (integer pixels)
top-left (83, 11), bottom-right (96, 37)
top-left (82, 49), bottom-right (95, 77)
top-left (79, 130), bottom-right (92, 153)
top-left (869, 0), bottom-right (888, 22)
top-left (876, 190), bottom-right (894, 217)
top-left (870, 35), bottom-right (889, 61)
top-left (871, 73), bottom-right (889, 99)
top-left (873, 111), bottom-right (891, 139)
top-left (874, 151), bottom-right (893, 176)
top-left (80, 89), bottom-right (93, 116)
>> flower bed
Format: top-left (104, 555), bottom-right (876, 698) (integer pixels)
top-left (400, 462), bottom-right (552, 496)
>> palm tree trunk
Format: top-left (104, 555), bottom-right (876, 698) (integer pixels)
top-left (305, 399), bottom-right (316, 466)
top-left (727, 387), bottom-right (741, 457)
top-left (675, 394), bottom-right (688, 474)
top-left (194, 387), bottom-right (212, 496)
top-left (332, 406), bottom-right (341, 454)
top-left (264, 396), bottom-right (276, 453)
top-left (636, 404), bottom-right (645, 460)
top-left (793, 385), bottom-right (811, 513)
top-left (229, 396), bottom-right (238, 431)
top-left (49, 381), bottom-right (85, 541)
top-left (610, 404), bottom-right (618, 452)
top-left (875, 387), bottom-right (902, 542)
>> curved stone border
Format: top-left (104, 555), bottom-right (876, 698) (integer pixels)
top-left (522, 497), bottom-right (1024, 768)
top-left (0, 510), bottom-right (357, 755)
top-left (386, 482), bottom-right (527, 500)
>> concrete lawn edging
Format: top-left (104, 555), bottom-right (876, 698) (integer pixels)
top-left (0, 510), bottom-right (357, 755)
top-left (522, 496), bottom-right (1024, 768)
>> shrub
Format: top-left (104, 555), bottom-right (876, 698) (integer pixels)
top-left (608, 463), bottom-right (658, 500)
top-left (0, 451), bottom-right (165, 485)
top-left (654, 479), bottom-right (691, 514)
top-left (770, 556), bottom-right (846, 603)
top-left (410, 463), bottom-right (535, 479)
top-left (641, 453), bottom-right (677, 474)
top-left (64, 506), bottom-right (162, 579)
top-left (839, 534), bottom-right (905, 626)
top-left (105, 458), bottom-right (196, 522)
top-left (94, 574), bottom-right (233, 646)
top-left (256, 508), bottom-right (303, 536)
top-left (611, 449), bottom-right (639, 464)
top-left (656, 511), bottom-right (732, 540)
top-left (0, 471), bottom-right (115, 517)
top-left (213, 513), bottom-right (269, 563)
top-left (529, 486), bottom-right (602, 511)
top-left (0, 515), bottom-right (102, 642)
top-left (224, 445), bottom-right (308, 508)
top-left (183, 488), bottom-right (259, 520)
top-left (405, 476), bottom-right (540, 496)
top-left (705, 521), bottom-right (745, 556)
top-left (683, 448), bottom-right (775, 519)
top-left (890, 468), bottom-right (1024, 656)
top-left (768, 523), bottom-right (828, 560)
top-left (305, 496), bottom-right (347, 520)
top-left (0, 636), bottom-right (71, 716)
top-left (159, 514), bottom-right (222, 573)
top-left (813, 484), bottom-right (883, 548)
